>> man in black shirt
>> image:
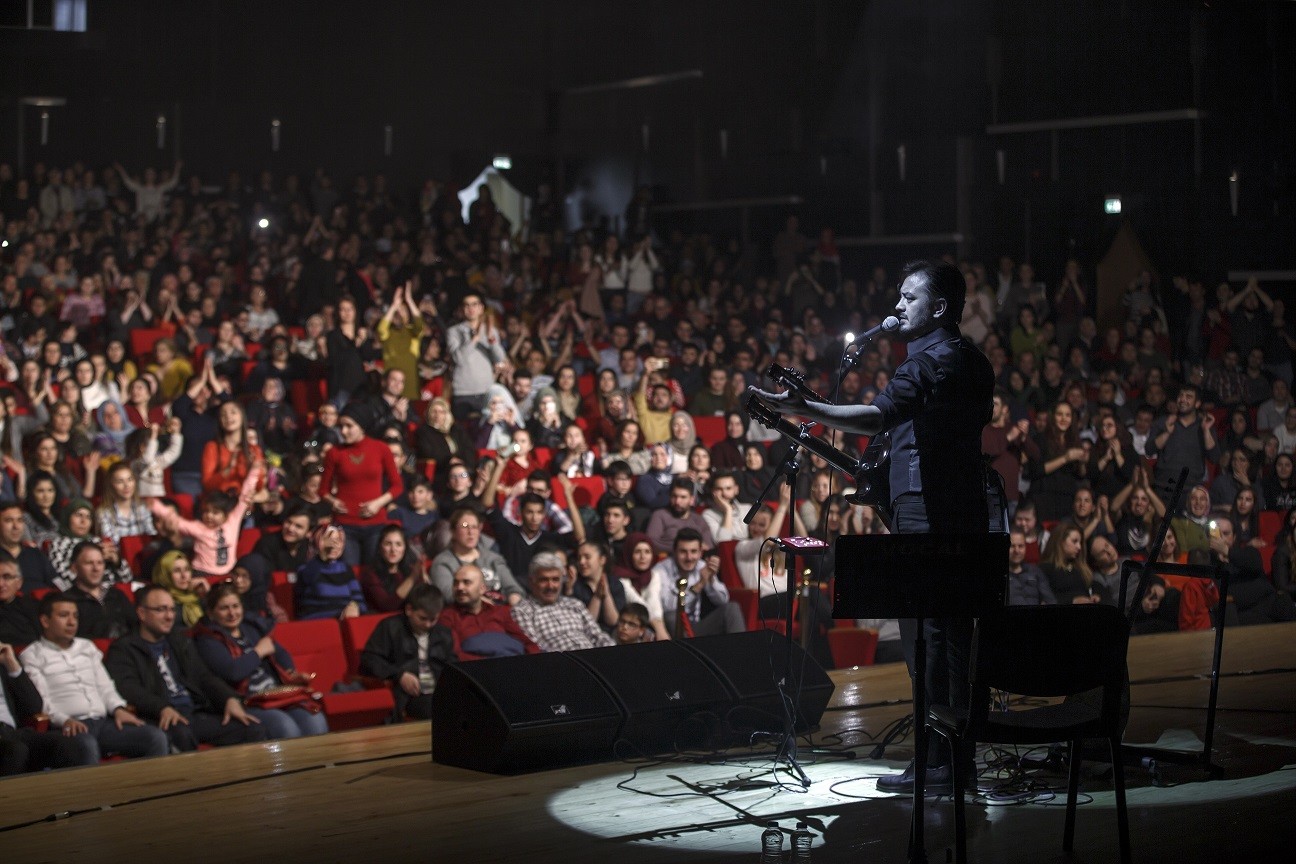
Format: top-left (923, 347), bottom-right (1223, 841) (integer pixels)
top-left (752, 260), bottom-right (994, 794)
top-left (65, 542), bottom-right (136, 641)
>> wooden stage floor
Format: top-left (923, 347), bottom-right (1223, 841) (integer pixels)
top-left (2, 623), bottom-right (1293, 864)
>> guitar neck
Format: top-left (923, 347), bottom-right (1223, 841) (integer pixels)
top-left (746, 396), bottom-right (861, 480)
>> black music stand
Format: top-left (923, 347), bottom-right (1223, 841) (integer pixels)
top-left (834, 533), bottom-right (1009, 864)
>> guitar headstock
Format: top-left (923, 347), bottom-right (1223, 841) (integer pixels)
top-left (745, 394), bottom-right (778, 428)
top-left (765, 362), bottom-right (803, 391)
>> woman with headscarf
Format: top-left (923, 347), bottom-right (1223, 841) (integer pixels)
top-left (475, 383), bottom-right (522, 451)
top-left (709, 411), bottom-right (749, 471)
top-left (613, 532), bottom-right (669, 641)
top-left (91, 398), bottom-right (136, 462)
top-left (153, 549), bottom-right (208, 627)
top-left (46, 499), bottom-right (135, 589)
top-left (667, 411), bottom-right (698, 474)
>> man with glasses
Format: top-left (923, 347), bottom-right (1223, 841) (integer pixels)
top-left (0, 553), bottom-right (39, 645)
top-left (437, 458), bottom-right (487, 520)
top-left (447, 291), bottom-right (507, 419)
top-left (104, 585), bottom-right (266, 751)
top-left (21, 594), bottom-right (168, 764)
top-left (430, 507), bottom-right (524, 606)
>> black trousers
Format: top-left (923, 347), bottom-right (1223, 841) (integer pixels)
top-left (893, 494), bottom-right (975, 769)
top-left (164, 707), bottom-right (270, 752)
top-left (0, 722), bottom-right (89, 774)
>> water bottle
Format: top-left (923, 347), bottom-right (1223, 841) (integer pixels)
top-left (790, 822), bottom-right (813, 859)
top-left (761, 823), bottom-right (783, 860)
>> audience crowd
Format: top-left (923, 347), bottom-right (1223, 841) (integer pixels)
top-left (1, 156), bottom-right (1293, 775)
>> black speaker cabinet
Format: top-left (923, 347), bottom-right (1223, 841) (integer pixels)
top-left (682, 630), bottom-right (835, 735)
top-left (432, 652), bottom-right (622, 774)
top-left (432, 632), bottom-right (837, 774)
top-left (568, 640), bottom-right (734, 753)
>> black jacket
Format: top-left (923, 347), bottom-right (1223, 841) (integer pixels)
top-left (68, 584), bottom-right (137, 641)
top-left (0, 596), bottom-right (40, 645)
top-left (359, 614), bottom-right (453, 716)
top-left (2, 665), bottom-right (43, 727)
top-left (104, 630), bottom-right (241, 719)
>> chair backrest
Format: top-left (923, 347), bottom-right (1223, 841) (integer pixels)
top-left (236, 527), bottom-right (262, 559)
top-left (273, 619), bottom-right (348, 691)
top-left (973, 604), bottom-right (1128, 697)
top-left (340, 612), bottom-right (399, 676)
top-left (969, 605), bottom-right (1129, 730)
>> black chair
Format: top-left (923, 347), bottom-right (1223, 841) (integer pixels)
top-left (927, 604), bottom-right (1131, 864)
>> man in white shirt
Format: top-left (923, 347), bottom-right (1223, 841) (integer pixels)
top-left (702, 471), bottom-right (752, 544)
top-left (19, 594), bottom-right (168, 765)
top-left (654, 529), bottom-right (745, 638)
top-left (1274, 405), bottom-right (1296, 455)
top-left (511, 553), bottom-right (614, 652)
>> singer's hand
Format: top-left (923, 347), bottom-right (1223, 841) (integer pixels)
top-left (747, 386), bottom-right (806, 415)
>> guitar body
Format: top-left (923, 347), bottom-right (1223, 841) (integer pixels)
top-left (848, 431), bottom-right (891, 512)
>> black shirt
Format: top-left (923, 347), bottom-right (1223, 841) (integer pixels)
top-left (870, 327), bottom-right (995, 532)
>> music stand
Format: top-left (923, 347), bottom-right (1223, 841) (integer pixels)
top-left (834, 533), bottom-right (1009, 864)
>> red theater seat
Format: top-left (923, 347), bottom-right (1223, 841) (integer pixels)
top-left (273, 619), bottom-right (394, 730)
top-left (270, 571), bottom-right (296, 620)
top-left (236, 528), bottom-right (261, 559)
top-left (828, 627), bottom-right (879, 669)
top-left (694, 416), bottom-right (726, 447)
top-left (341, 613), bottom-right (399, 678)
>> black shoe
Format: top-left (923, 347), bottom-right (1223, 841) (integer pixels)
top-left (877, 762), bottom-right (971, 795)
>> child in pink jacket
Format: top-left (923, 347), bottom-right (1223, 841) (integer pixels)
top-left (150, 466), bottom-right (262, 577)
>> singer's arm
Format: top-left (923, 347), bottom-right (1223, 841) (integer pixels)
top-left (747, 386), bottom-right (885, 436)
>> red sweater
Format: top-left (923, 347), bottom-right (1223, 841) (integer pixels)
top-left (438, 603), bottom-right (541, 660)
top-left (321, 436), bottom-right (404, 527)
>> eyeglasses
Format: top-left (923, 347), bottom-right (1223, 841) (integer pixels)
top-left (141, 605), bottom-right (177, 614)
top-left (616, 619), bottom-right (645, 629)
top-left (457, 522), bottom-right (481, 531)
top-left (450, 471), bottom-right (470, 479)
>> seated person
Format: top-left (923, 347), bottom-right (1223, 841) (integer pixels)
top-left (0, 501), bottom-right (58, 592)
top-left (571, 541), bottom-right (628, 634)
top-left (105, 585), bottom-right (269, 752)
top-left (0, 553), bottom-right (40, 645)
top-left (65, 541), bottom-right (137, 640)
top-left (360, 583), bottom-right (455, 719)
top-left (487, 487), bottom-right (583, 584)
top-left (296, 524), bottom-right (368, 620)
top-left (483, 466), bottom-right (575, 535)
top-left (511, 552), bottom-right (615, 652)
top-left (430, 508), bottom-right (524, 607)
top-left (21, 593), bottom-right (168, 765)
top-left (615, 533), bottom-right (670, 642)
top-left (153, 550), bottom-right (210, 628)
top-left (1007, 530), bottom-right (1056, 605)
top-left (360, 524), bottom-right (429, 613)
top-left (597, 461), bottom-right (650, 532)
top-left (252, 500), bottom-right (314, 573)
top-left (2, 636), bottom-right (88, 775)
top-left (653, 528), bottom-right (746, 638)
top-left (1129, 575), bottom-right (1182, 635)
top-left (193, 583), bottom-right (328, 739)
top-left (391, 477), bottom-right (439, 539)
top-left (613, 602), bottom-right (652, 645)
top-left (645, 477), bottom-right (716, 554)
top-left (587, 498), bottom-right (633, 562)
top-left (46, 499), bottom-right (134, 590)
top-left (439, 564), bottom-right (541, 661)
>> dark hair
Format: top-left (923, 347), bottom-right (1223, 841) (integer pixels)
top-left (38, 591), bottom-right (77, 618)
top-left (70, 539), bottom-right (102, 563)
top-left (138, 583), bottom-right (175, 609)
top-left (282, 498), bottom-right (314, 524)
top-left (674, 527), bottom-right (704, 548)
top-left (448, 506), bottom-right (481, 528)
top-left (901, 260), bottom-right (966, 323)
top-left (526, 470), bottom-right (550, 486)
top-left (518, 492), bottom-right (546, 511)
top-left (201, 490), bottom-right (236, 517)
top-left (669, 477), bottom-right (695, 495)
top-left (600, 497), bottom-right (630, 517)
top-left (23, 469), bottom-right (59, 531)
top-left (620, 602), bottom-right (650, 626)
top-left (406, 581), bottom-right (444, 617)
top-left (605, 460), bottom-right (633, 478)
top-left (203, 581), bottom-right (243, 612)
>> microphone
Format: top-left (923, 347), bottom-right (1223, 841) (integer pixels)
top-left (846, 316), bottom-right (900, 348)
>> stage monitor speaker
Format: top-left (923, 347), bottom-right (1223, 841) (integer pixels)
top-left (432, 652), bottom-right (622, 774)
top-left (568, 640), bottom-right (733, 754)
top-left (683, 630), bottom-right (835, 736)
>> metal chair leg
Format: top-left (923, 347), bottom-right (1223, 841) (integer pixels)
top-left (952, 740), bottom-right (968, 864)
top-left (1063, 739), bottom-right (1081, 852)
top-left (1110, 736), bottom-right (1131, 864)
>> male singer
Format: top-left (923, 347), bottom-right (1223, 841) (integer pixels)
top-left (751, 260), bottom-right (994, 794)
